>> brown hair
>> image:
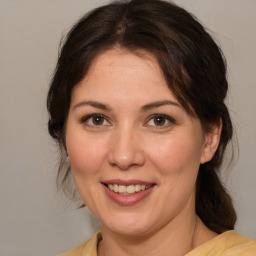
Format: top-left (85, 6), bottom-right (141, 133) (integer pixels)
top-left (47, 0), bottom-right (236, 233)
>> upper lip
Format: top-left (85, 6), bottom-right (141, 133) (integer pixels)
top-left (101, 179), bottom-right (154, 186)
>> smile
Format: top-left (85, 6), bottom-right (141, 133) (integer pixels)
top-left (107, 184), bottom-right (152, 195)
top-left (102, 180), bottom-right (155, 206)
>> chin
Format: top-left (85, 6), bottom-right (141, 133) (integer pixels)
top-left (100, 211), bottom-right (158, 237)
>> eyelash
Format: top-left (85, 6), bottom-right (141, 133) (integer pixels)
top-left (80, 113), bottom-right (176, 128)
top-left (145, 114), bottom-right (176, 128)
top-left (81, 114), bottom-right (110, 127)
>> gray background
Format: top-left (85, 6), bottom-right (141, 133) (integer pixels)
top-left (0, 0), bottom-right (255, 255)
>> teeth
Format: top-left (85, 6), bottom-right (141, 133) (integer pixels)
top-left (107, 184), bottom-right (152, 195)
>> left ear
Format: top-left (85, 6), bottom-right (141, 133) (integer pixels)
top-left (200, 119), bottom-right (222, 164)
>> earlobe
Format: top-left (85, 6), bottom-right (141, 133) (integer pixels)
top-left (200, 120), bottom-right (222, 164)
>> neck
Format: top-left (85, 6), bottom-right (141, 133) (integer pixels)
top-left (98, 212), bottom-right (216, 256)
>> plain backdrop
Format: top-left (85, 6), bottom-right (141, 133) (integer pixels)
top-left (0, 1), bottom-right (255, 255)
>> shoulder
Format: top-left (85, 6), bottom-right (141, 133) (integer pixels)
top-left (186, 230), bottom-right (256, 255)
top-left (58, 232), bottom-right (102, 256)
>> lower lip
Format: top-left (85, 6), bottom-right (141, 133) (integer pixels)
top-left (103, 185), bottom-right (154, 206)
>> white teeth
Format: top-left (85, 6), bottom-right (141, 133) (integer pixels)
top-left (134, 184), bottom-right (141, 192)
top-left (107, 184), bottom-right (152, 195)
top-left (113, 184), bottom-right (119, 193)
top-left (127, 185), bottom-right (135, 194)
top-left (119, 185), bottom-right (126, 193)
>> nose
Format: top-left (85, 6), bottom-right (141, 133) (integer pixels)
top-left (107, 126), bottom-right (145, 170)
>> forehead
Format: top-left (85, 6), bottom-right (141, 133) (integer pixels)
top-left (71, 48), bottom-right (175, 102)
top-left (87, 49), bottom-right (163, 80)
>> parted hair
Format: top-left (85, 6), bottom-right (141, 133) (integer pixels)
top-left (47, 0), bottom-right (236, 233)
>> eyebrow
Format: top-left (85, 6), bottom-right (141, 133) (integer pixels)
top-left (72, 101), bottom-right (112, 111)
top-left (72, 99), bottom-right (180, 112)
top-left (141, 100), bottom-right (180, 112)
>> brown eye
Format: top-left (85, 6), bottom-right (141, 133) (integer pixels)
top-left (82, 114), bottom-right (110, 127)
top-left (146, 114), bottom-right (176, 128)
top-left (92, 115), bottom-right (104, 125)
top-left (153, 116), bottom-right (166, 126)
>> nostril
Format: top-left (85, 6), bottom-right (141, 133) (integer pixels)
top-left (107, 149), bottom-right (145, 170)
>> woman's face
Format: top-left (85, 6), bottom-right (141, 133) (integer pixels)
top-left (66, 49), bottom-right (216, 237)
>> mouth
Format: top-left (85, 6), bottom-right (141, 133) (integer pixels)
top-left (105, 184), bottom-right (153, 195)
top-left (101, 179), bottom-right (155, 206)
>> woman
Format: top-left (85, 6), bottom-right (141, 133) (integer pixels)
top-left (47, 0), bottom-right (256, 255)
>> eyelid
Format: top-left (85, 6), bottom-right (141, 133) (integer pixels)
top-left (145, 114), bottom-right (176, 127)
top-left (80, 113), bottom-right (176, 128)
top-left (80, 113), bottom-right (111, 126)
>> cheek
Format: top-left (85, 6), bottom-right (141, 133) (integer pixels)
top-left (66, 131), bottom-right (107, 177)
top-left (146, 133), bottom-right (203, 177)
top-left (146, 134), bottom-right (203, 212)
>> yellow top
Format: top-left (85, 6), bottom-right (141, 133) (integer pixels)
top-left (60, 230), bottom-right (256, 256)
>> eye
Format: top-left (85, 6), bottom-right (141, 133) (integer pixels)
top-left (146, 114), bottom-right (175, 127)
top-left (82, 114), bottom-right (110, 127)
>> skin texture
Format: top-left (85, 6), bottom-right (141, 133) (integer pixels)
top-left (65, 49), bottom-right (220, 256)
